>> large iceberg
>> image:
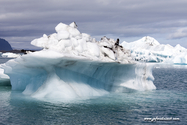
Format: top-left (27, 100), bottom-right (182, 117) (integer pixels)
top-left (1, 22), bottom-right (156, 100)
top-left (121, 36), bottom-right (187, 64)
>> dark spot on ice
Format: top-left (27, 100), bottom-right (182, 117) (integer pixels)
top-left (103, 46), bottom-right (113, 51)
top-left (115, 38), bottom-right (119, 46)
top-left (103, 53), bottom-right (108, 57)
top-left (64, 61), bottom-right (77, 67)
top-left (101, 36), bottom-right (110, 41)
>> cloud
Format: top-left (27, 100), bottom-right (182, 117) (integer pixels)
top-left (0, 0), bottom-right (187, 48)
top-left (169, 27), bottom-right (187, 39)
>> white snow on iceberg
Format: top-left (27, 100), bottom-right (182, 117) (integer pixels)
top-left (1, 22), bottom-right (156, 100)
top-left (31, 22), bottom-right (133, 64)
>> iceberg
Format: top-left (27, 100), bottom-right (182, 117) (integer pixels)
top-left (1, 22), bottom-right (156, 100)
top-left (121, 36), bottom-right (187, 64)
top-left (0, 66), bottom-right (10, 86)
top-left (1, 52), bottom-right (21, 58)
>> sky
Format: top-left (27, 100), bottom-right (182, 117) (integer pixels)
top-left (0, 0), bottom-right (187, 49)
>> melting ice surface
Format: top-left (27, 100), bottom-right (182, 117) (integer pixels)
top-left (1, 50), bottom-right (156, 100)
top-left (1, 22), bottom-right (156, 100)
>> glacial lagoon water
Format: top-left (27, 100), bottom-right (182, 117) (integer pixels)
top-left (0, 58), bottom-right (187, 125)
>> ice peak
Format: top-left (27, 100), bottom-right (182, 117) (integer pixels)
top-left (175, 44), bottom-right (185, 50)
top-left (140, 36), bottom-right (160, 46)
top-left (55, 22), bottom-right (68, 33)
top-left (69, 22), bottom-right (78, 28)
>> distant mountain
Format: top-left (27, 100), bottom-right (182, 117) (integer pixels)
top-left (0, 38), bottom-right (13, 51)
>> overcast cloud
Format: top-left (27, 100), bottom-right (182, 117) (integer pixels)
top-left (1, 0), bottom-right (187, 49)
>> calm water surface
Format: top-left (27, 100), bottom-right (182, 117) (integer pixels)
top-left (0, 58), bottom-right (186, 125)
